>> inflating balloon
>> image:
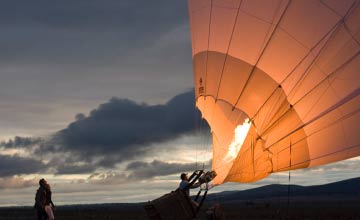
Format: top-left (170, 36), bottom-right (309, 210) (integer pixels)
top-left (188, 0), bottom-right (360, 185)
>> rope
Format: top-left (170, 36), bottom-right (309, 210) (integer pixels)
top-left (195, 105), bottom-right (200, 170)
top-left (286, 141), bottom-right (292, 219)
top-left (276, 157), bottom-right (281, 218)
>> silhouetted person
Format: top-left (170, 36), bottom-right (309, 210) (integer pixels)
top-left (34, 179), bottom-right (55, 220)
top-left (35, 179), bottom-right (48, 220)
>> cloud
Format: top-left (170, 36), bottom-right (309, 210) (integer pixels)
top-left (55, 164), bottom-right (97, 175)
top-left (1, 91), bottom-right (209, 175)
top-left (0, 155), bottom-right (46, 177)
top-left (86, 159), bottom-right (211, 185)
top-left (0, 176), bottom-right (37, 189)
top-left (87, 172), bottom-right (129, 185)
top-left (305, 159), bottom-right (360, 172)
top-left (0, 136), bottom-right (42, 149)
top-left (126, 159), bottom-right (211, 180)
top-left (48, 90), bottom-right (204, 163)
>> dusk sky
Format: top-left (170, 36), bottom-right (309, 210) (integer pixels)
top-left (0, 0), bottom-right (359, 207)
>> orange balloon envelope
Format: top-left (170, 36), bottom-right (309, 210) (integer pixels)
top-left (188, 0), bottom-right (360, 185)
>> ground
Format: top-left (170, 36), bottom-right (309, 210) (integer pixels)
top-left (1, 196), bottom-right (359, 220)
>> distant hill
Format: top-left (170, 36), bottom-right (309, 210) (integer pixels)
top-left (207, 177), bottom-right (360, 202)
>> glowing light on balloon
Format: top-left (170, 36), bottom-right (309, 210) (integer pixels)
top-left (225, 119), bottom-right (251, 161)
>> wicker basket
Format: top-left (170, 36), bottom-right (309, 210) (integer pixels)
top-left (144, 190), bottom-right (197, 220)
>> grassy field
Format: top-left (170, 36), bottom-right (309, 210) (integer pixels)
top-left (1, 196), bottom-right (359, 220)
top-left (0, 203), bottom-right (147, 220)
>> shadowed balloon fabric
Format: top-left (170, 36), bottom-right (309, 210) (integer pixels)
top-left (188, 0), bottom-right (360, 184)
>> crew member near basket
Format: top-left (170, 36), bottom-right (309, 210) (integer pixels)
top-left (178, 173), bottom-right (201, 197)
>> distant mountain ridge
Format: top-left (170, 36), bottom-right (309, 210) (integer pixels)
top-left (207, 177), bottom-right (360, 201)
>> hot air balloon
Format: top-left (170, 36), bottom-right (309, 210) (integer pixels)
top-left (188, 0), bottom-right (360, 185)
top-left (144, 1), bottom-right (360, 219)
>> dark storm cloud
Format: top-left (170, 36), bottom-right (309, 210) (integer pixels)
top-left (2, 91), bottom-right (209, 174)
top-left (55, 164), bottom-right (96, 175)
top-left (0, 155), bottom-right (45, 177)
top-left (126, 160), bottom-right (211, 180)
top-left (52, 91), bottom-right (203, 162)
top-left (0, 136), bottom-right (42, 149)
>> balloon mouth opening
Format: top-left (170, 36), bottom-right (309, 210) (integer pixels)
top-left (223, 118), bottom-right (251, 162)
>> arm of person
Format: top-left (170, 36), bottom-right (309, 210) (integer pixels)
top-left (189, 182), bottom-right (202, 189)
top-left (50, 200), bottom-right (55, 209)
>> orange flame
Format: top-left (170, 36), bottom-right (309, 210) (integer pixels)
top-left (224, 119), bottom-right (251, 161)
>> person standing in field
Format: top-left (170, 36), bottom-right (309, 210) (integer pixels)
top-left (34, 179), bottom-right (55, 220)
